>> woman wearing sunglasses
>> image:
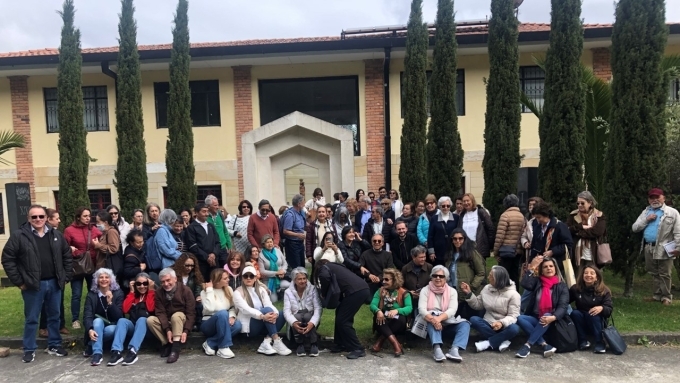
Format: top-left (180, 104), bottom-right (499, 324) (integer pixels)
top-left (566, 191), bottom-right (607, 271)
top-left (227, 200), bottom-right (253, 254)
top-left (119, 272), bottom-right (156, 365)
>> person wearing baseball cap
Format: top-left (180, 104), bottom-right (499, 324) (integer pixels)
top-left (632, 188), bottom-right (680, 306)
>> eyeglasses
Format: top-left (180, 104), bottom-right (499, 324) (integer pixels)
top-left (372, 240), bottom-right (383, 244)
top-left (441, 205), bottom-right (451, 208)
top-left (431, 274), bottom-right (446, 279)
top-left (243, 273), bottom-right (256, 280)
top-left (30, 215), bottom-right (46, 220)
top-left (135, 281), bottom-right (149, 287)
top-left (260, 209), bottom-right (270, 213)
top-left (452, 237), bottom-right (464, 241)
top-left (185, 264), bottom-right (195, 268)
top-left (241, 206), bottom-right (250, 209)
top-left (381, 203), bottom-right (390, 206)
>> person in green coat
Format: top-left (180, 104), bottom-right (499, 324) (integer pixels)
top-left (369, 268), bottom-right (412, 357)
top-left (446, 228), bottom-right (486, 320)
top-left (205, 195), bottom-right (232, 253)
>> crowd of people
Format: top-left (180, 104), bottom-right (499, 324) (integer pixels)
top-left (2, 186), bottom-right (676, 365)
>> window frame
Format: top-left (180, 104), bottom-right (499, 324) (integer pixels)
top-left (154, 80), bottom-right (222, 128)
top-left (519, 66), bottom-right (546, 113)
top-left (399, 69), bottom-right (466, 118)
top-left (44, 86), bottom-right (110, 133)
top-left (162, 185), bottom-right (223, 208)
top-left (669, 78), bottom-right (680, 103)
top-left (53, 189), bottom-right (112, 216)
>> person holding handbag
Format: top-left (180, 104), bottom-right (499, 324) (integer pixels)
top-left (493, 194), bottom-right (526, 286)
top-left (567, 191), bottom-right (608, 271)
top-left (93, 211), bottom-right (122, 282)
top-left (119, 272), bottom-right (156, 365)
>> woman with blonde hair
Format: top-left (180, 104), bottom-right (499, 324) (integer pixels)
top-left (200, 268), bottom-right (242, 359)
top-left (370, 268), bottom-right (412, 357)
top-left (457, 193), bottom-right (495, 259)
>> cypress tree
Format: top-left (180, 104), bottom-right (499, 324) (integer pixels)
top-left (165, 0), bottom-right (195, 210)
top-left (482, 0), bottom-right (521, 222)
top-left (399, 0), bottom-right (429, 203)
top-left (114, 0), bottom-right (148, 220)
top-left (57, 0), bottom-right (89, 228)
top-left (426, 0), bottom-right (464, 199)
top-left (603, 0), bottom-right (668, 296)
top-left (537, 0), bottom-right (586, 220)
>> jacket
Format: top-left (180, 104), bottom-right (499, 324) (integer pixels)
top-left (63, 223), bottom-right (102, 262)
top-left (417, 212), bottom-right (434, 245)
top-left (155, 224), bottom-right (182, 269)
top-left (283, 283), bottom-right (322, 327)
top-left (370, 287), bottom-right (413, 316)
top-left (521, 272), bottom-right (570, 320)
top-left (427, 212), bottom-right (459, 262)
top-left (493, 207), bottom-right (526, 257)
top-left (465, 281), bottom-right (521, 328)
top-left (354, 209), bottom-right (372, 236)
top-left (446, 250), bottom-right (486, 301)
top-left (632, 204), bottom-right (680, 260)
top-left (567, 208), bottom-right (607, 265)
top-left (83, 289), bottom-right (125, 331)
top-left (123, 245), bottom-right (145, 280)
top-left (123, 289), bottom-right (156, 316)
top-left (305, 219), bottom-right (337, 259)
top-left (258, 247), bottom-right (288, 287)
top-left (95, 227), bottom-right (121, 267)
top-left (457, 206), bottom-right (495, 258)
top-left (154, 282), bottom-right (196, 334)
top-left (200, 286), bottom-right (237, 318)
top-left (418, 285), bottom-right (458, 319)
top-left (234, 284), bottom-right (278, 333)
top-left (389, 232), bottom-right (420, 270)
top-left (401, 261), bottom-right (433, 294)
top-left (529, 217), bottom-right (574, 263)
top-left (339, 239), bottom-right (370, 275)
top-left (207, 212), bottom-right (232, 250)
top-left (2, 223), bottom-right (73, 291)
top-left (316, 262), bottom-right (369, 298)
top-left (182, 271), bottom-right (203, 298)
top-left (395, 214), bottom-right (418, 236)
top-left (185, 220), bottom-right (222, 264)
top-left (569, 285), bottom-right (613, 318)
top-left (362, 218), bottom-right (392, 249)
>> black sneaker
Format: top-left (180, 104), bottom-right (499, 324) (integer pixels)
top-left (91, 353), bottom-right (103, 366)
top-left (107, 350), bottom-right (124, 366)
top-left (296, 344), bottom-right (306, 357)
top-left (22, 351), bottom-right (35, 363)
top-left (122, 349), bottom-right (138, 366)
top-left (346, 349), bottom-right (366, 359)
top-left (47, 346), bottom-right (68, 357)
top-left (82, 344), bottom-right (93, 358)
top-left (309, 344), bottom-right (319, 357)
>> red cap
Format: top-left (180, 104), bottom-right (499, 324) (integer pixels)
top-left (648, 188), bottom-right (664, 197)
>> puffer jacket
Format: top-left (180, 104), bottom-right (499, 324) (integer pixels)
top-left (283, 283), bottom-right (322, 327)
top-left (493, 207), bottom-right (526, 257)
top-left (417, 210), bottom-right (439, 245)
top-left (457, 206), bottom-right (495, 258)
top-left (446, 250), bottom-right (486, 301)
top-left (632, 204), bottom-right (680, 260)
top-left (466, 281), bottom-right (521, 328)
top-left (63, 223), bottom-right (102, 262)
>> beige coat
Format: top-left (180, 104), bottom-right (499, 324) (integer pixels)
top-left (465, 281), bottom-right (520, 328)
top-left (632, 204), bottom-right (680, 260)
top-left (493, 207), bottom-right (526, 256)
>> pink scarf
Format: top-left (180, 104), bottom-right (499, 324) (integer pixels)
top-left (426, 281), bottom-right (450, 313)
top-left (539, 276), bottom-right (560, 316)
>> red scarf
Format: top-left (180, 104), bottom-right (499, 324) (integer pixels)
top-left (538, 276), bottom-right (560, 316)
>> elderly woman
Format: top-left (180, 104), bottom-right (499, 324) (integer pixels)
top-left (200, 268), bottom-right (242, 359)
top-left (567, 191), bottom-right (607, 269)
top-left (370, 268), bottom-right (412, 357)
top-left (426, 196), bottom-right (458, 266)
top-left (417, 265), bottom-right (470, 362)
top-left (130, 209), bottom-right (145, 232)
top-left (457, 193), bottom-right (495, 259)
top-left (493, 194), bottom-right (527, 285)
top-left (227, 200), bottom-right (253, 254)
top-left (82, 268), bottom-right (125, 366)
top-left (333, 206), bottom-right (353, 234)
top-left (258, 234), bottom-right (291, 302)
top-left (172, 253), bottom-right (204, 328)
top-left (155, 209), bottom-right (183, 272)
top-left (284, 267), bottom-right (322, 357)
top-left (381, 199), bottom-right (396, 225)
top-left (515, 256), bottom-right (570, 358)
top-left (463, 266), bottom-right (521, 353)
top-left (178, 208), bottom-right (193, 229)
top-left (120, 272), bottom-right (156, 365)
top-left (107, 205), bottom-right (131, 250)
top-left (528, 201), bottom-right (573, 268)
top-left (446, 228), bottom-right (486, 320)
top-left (569, 263), bottom-right (613, 353)
top-left (521, 197), bottom-right (545, 251)
top-left (234, 265), bottom-right (291, 356)
top-left (224, 251), bottom-right (246, 290)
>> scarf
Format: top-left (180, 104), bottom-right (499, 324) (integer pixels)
top-left (165, 284), bottom-right (178, 301)
top-left (538, 276), bottom-right (560, 316)
top-left (261, 247), bottom-right (280, 292)
top-left (447, 253), bottom-right (459, 290)
top-left (426, 281), bottom-right (450, 313)
top-left (426, 209), bottom-right (437, 219)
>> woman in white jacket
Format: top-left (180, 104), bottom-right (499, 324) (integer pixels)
top-left (200, 268), bottom-right (242, 359)
top-left (313, 232), bottom-right (344, 264)
top-left (283, 267), bottom-right (322, 357)
top-left (234, 265), bottom-right (291, 356)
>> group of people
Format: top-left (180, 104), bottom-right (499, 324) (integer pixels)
top-left (2, 186), bottom-right (677, 365)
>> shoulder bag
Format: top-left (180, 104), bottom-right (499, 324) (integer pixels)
top-left (602, 316), bottom-right (627, 355)
top-left (596, 235), bottom-right (612, 266)
top-left (73, 228), bottom-right (94, 278)
top-left (545, 314), bottom-right (578, 353)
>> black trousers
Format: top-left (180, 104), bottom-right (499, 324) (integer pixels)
top-left (499, 256), bottom-right (521, 287)
top-left (334, 289), bottom-right (371, 352)
top-left (374, 314), bottom-right (407, 337)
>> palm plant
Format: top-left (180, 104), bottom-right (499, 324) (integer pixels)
top-left (0, 131), bottom-right (26, 166)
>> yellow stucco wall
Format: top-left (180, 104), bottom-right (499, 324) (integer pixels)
top-left (0, 77), bottom-right (17, 243)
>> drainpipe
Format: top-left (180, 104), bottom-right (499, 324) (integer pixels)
top-left (383, 46), bottom-right (392, 190)
top-left (100, 61), bottom-right (118, 99)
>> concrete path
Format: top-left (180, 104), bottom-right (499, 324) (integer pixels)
top-left (0, 345), bottom-right (677, 383)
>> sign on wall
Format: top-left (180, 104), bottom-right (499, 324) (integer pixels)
top-left (5, 183), bottom-right (32, 233)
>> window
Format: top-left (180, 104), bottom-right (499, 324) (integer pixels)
top-left (44, 86), bottom-right (110, 133)
top-left (259, 76), bottom-right (361, 155)
top-left (520, 66), bottom-right (545, 113)
top-left (517, 167), bottom-right (539, 215)
top-left (400, 69), bottom-right (466, 118)
top-left (154, 80), bottom-right (221, 128)
top-left (53, 189), bottom-right (112, 216)
top-left (670, 78), bottom-right (680, 102)
top-left (162, 185), bottom-right (223, 208)
top-left (0, 193), bottom-right (4, 235)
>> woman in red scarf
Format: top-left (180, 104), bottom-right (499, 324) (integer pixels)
top-left (515, 256), bottom-right (569, 358)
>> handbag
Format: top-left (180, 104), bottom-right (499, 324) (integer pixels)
top-left (499, 245), bottom-right (517, 259)
top-left (72, 228), bottom-right (94, 278)
top-left (597, 237), bottom-right (612, 266)
top-left (545, 315), bottom-right (578, 353)
top-left (602, 316), bottom-right (627, 355)
top-left (128, 301), bottom-right (150, 323)
top-left (562, 246), bottom-right (577, 287)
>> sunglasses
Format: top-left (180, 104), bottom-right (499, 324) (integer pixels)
top-left (431, 274), bottom-right (446, 279)
top-left (382, 278), bottom-right (391, 282)
top-left (135, 281), bottom-right (149, 287)
top-left (243, 273), bottom-right (256, 280)
top-left (453, 237), bottom-right (464, 241)
top-left (185, 264), bottom-right (195, 268)
top-left (241, 206), bottom-right (250, 209)
top-left (30, 215), bottom-right (46, 220)
top-left (441, 205), bottom-right (451, 208)
top-left (576, 202), bottom-right (586, 205)
top-left (109, 211), bottom-right (119, 215)
top-left (372, 240), bottom-right (383, 244)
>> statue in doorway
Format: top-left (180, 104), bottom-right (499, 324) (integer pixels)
top-left (299, 179), bottom-right (305, 197)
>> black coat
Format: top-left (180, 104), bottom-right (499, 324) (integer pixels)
top-left (362, 219), bottom-right (393, 249)
top-left (427, 213), bottom-right (459, 262)
top-left (569, 285), bottom-right (613, 318)
top-left (339, 239), bottom-right (370, 275)
top-left (389, 233), bottom-right (420, 270)
top-left (1, 223), bottom-right (72, 291)
top-left (317, 262), bottom-right (369, 298)
top-left (83, 289), bottom-right (125, 331)
top-left (529, 217), bottom-right (574, 263)
top-left (185, 220), bottom-right (222, 263)
top-left (521, 272), bottom-right (570, 320)
top-left (123, 245), bottom-right (145, 280)
top-left (354, 209), bottom-right (372, 236)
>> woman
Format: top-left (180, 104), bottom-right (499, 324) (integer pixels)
top-left (370, 268), bottom-right (412, 357)
top-left (417, 194), bottom-right (438, 247)
top-left (227, 200), bottom-right (253, 254)
top-left (416, 265), bottom-right (470, 363)
top-left (130, 209), bottom-right (144, 232)
top-left (395, 202), bottom-right (418, 235)
top-left (39, 208), bottom-right (68, 338)
top-left (82, 268), bottom-right (125, 366)
top-left (171, 218), bottom-right (187, 253)
top-left (155, 209), bottom-right (182, 271)
top-left (178, 208), bottom-right (193, 229)
top-left (457, 193), bottom-right (495, 259)
top-left (224, 251), bottom-right (246, 290)
top-left (143, 203), bottom-right (161, 241)
top-left (368, 191), bottom-right (379, 208)
top-left (200, 268), bottom-right (242, 359)
top-left (234, 265), bottom-right (291, 356)
top-left (314, 259), bottom-right (371, 359)
top-left (305, 188), bottom-right (326, 212)
top-left (120, 272), bottom-right (156, 365)
top-left (427, 196), bottom-right (458, 266)
top-left (389, 189), bottom-right (403, 218)
top-left (93, 211), bottom-right (122, 279)
top-left (172, 253), bottom-right (204, 328)
top-left (515, 256), bottom-right (569, 358)
top-left (47, 208), bottom-right (61, 229)
top-left (567, 191), bottom-right (607, 269)
top-left (283, 267), bottom-right (322, 357)
top-left (493, 194), bottom-right (526, 285)
top-left (258, 234), bottom-right (290, 302)
top-left (248, 245), bottom-right (262, 279)
top-left (345, 198), bottom-right (358, 217)
top-left (333, 206), bottom-right (353, 234)
top-left (463, 266), bottom-right (521, 353)
top-left (64, 207), bottom-right (102, 330)
top-left (122, 229), bottom-right (146, 282)
top-left (569, 263), bottom-right (612, 353)
top-left (107, 205), bottom-right (131, 250)
top-left (356, 189), bottom-right (365, 201)
top-left (521, 197), bottom-right (545, 256)
top-left (415, 200), bottom-right (426, 219)
top-left (528, 201), bottom-right (573, 267)
top-left (445, 228), bottom-right (486, 319)
top-left (338, 226), bottom-right (371, 277)
top-left (314, 231), bottom-right (344, 264)
top-left (381, 199), bottom-right (395, 225)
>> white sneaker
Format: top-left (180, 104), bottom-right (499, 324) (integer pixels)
top-left (498, 340), bottom-right (511, 353)
top-left (217, 347), bottom-right (235, 359)
top-left (202, 341), bottom-right (216, 356)
top-left (475, 340), bottom-right (490, 353)
top-left (272, 338), bottom-right (292, 356)
top-left (257, 338), bottom-right (277, 355)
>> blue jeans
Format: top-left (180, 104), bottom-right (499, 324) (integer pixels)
top-left (248, 307), bottom-right (286, 337)
top-left (426, 321), bottom-right (470, 349)
top-left (469, 316), bottom-right (520, 350)
top-left (70, 274), bottom-right (93, 322)
top-left (285, 240), bottom-right (305, 269)
top-left (22, 279), bottom-right (63, 352)
top-left (517, 314), bottom-right (553, 346)
top-left (201, 310), bottom-right (242, 349)
top-left (115, 318), bottom-right (148, 352)
top-left (89, 318), bottom-right (129, 354)
top-left (570, 310), bottom-right (604, 345)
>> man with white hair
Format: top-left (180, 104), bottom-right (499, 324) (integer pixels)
top-left (354, 196), bottom-right (373, 237)
top-left (205, 195), bottom-right (232, 253)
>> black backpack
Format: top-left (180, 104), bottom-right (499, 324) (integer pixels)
top-left (545, 315), bottom-right (578, 353)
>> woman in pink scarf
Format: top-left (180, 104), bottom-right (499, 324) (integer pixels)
top-left (417, 265), bottom-right (471, 363)
top-left (515, 256), bottom-right (569, 359)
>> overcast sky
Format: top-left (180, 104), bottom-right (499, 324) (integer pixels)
top-left (1, 0), bottom-right (679, 52)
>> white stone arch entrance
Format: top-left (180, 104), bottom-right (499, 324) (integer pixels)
top-left (241, 111), bottom-right (355, 208)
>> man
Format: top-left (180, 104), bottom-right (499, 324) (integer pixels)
top-left (147, 268), bottom-right (196, 363)
top-left (247, 199), bottom-right (280, 248)
top-left (401, 246), bottom-right (432, 310)
top-left (306, 205), bottom-right (336, 263)
top-left (184, 203), bottom-right (222, 281)
top-left (354, 196), bottom-right (373, 237)
top-left (205, 195), bottom-right (232, 254)
top-left (632, 188), bottom-right (680, 306)
top-left (455, 196), bottom-right (465, 216)
top-left (282, 194), bottom-right (307, 269)
top-left (2, 205), bottom-right (73, 363)
top-left (362, 206), bottom-right (392, 250)
top-left (359, 234), bottom-right (395, 295)
top-left (378, 186), bottom-right (388, 202)
top-left (389, 221), bottom-right (420, 270)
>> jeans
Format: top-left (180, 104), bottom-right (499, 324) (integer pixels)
top-left (40, 292), bottom-right (65, 330)
top-left (70, 274), bottom-right (93, 322)
top-left (201, 311), bottom-right (242, 349)
top-left (248, 307), bottom-right (286, 337)
top-left (426, 321), bottom-right (470, 350)
top-left (517, 314), bottom-right (553, 346)
top-left (22, 279), bottom-right (63, 352)
top-left (469, 316), bottom-right (520, 350)
top-left (570, 310), bottom-right (604, 345)
top-left (285, 239), bottom-right (305, 270)
top-left (89, 318), bottom-right (124, 354)
top-left (114, 318), bottom-right (148, 352)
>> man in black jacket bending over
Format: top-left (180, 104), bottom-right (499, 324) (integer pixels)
top-left (184, 203), bottom-right (222, 281)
